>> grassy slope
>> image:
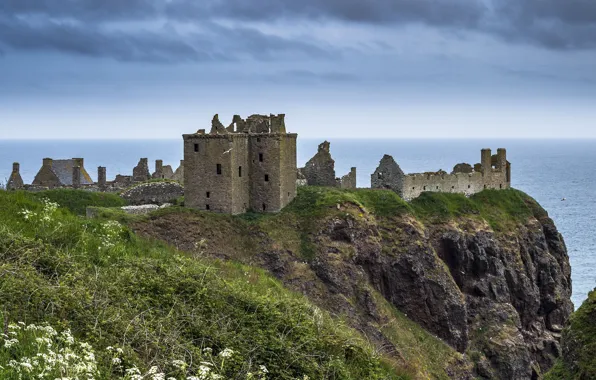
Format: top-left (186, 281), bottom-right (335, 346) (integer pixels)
top-left (0, 190), bottom-right (404, 379)
top-left (124, 187), bottom-right (542, 379)
top-left (3, 187), bottom-right (543, 379)
top-left (546, 289), bottom-right (596, 380)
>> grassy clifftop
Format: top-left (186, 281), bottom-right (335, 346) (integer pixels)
top-left (0, 190), bottom-right (404, 379)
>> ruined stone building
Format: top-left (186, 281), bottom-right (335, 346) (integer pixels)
top-left (372, 148), bottom-right (511, 200)
top-left (6, 163), bottom-right (24, 190)
top-left (183, 113), bottom-right (297, 214)
top-left (301, 141), bottom-right (357, 189)
top-left (32, 158), bottom-right (93, 189)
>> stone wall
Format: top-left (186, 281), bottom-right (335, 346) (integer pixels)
top-left (6, 162), bottom-right (24, 190)
top-left (120, 181), bottom-right (184, 206)
top-left (371, 155), bottom-right (406, 196)
top-left (32, 158), bottom-right (61, 188)
top-left (339, 167), bottom-right (357, 189)
top-left (302, 141), bottom-right (336, 187)
top-left (132, 158), bottom-right (150, 182)
top-left (172, 160), bottom-right (184, 184)
top-left (388, 148), bottom-right (511, 201)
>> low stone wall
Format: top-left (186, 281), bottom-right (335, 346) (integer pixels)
top-left (120, 181), bottom-right (184, 205)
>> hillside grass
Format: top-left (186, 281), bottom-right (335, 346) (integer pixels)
top-left (545, 289), bottom-right (596, 380)
top-left (0, 189), bottom-right (405, 380)
top-left (32, 188), bottom-right (127, 215)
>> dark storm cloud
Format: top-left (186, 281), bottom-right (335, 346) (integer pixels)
top-left (1, 0), bottom-right (595, 62)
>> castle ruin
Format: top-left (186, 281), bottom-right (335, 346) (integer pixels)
top-left (372, 148), bottom-right (511, 200)
top-left (182, 114), bottom-right (297, 214)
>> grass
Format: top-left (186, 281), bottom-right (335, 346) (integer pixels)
top-left (545, 289), bottom-right (596, 380)
top-left (32, 188), bottom-right (127, 215)
top-left (0, 189), bottom-right (405, 380)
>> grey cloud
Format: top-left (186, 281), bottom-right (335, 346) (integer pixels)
top-left (1, 0), bottom-right (596, 62)
top-left (0, 15), bottom-right (336, 62)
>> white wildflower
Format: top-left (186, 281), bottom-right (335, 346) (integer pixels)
top-left (218, 348), bottom-right (234, 358)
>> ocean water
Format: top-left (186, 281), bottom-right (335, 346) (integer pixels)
top-left (0, 138), bottom-right (594, 308)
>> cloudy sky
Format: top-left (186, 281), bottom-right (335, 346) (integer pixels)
top-left (1, 0), bottom-right (595, 139)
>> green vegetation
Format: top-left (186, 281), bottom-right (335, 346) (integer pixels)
top-left (32, 189), bottom-right (127, 215)
top-left (545, 289), bottom-right (596, 380)
top-left (410, 189), bottom-right (543, 231)
top-left (0, 190), bottom-right (404, 380)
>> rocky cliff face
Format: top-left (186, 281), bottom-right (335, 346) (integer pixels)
top-left (132, 188), bottom-right (573, 379)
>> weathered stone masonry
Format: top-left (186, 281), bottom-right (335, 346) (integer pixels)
top-left (372, 148), bottom-right (511, 200)
top-left (183, 114), bottom-right (297, 214)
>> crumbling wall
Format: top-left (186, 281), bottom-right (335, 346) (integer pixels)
top-left (302, 141), bottom-right (336, 187)
top-left (371, 155), bottom-right (406, 196)
top-left (132, 158), bottom-right (150, 182)
top-left (339, 167), bottom-right (357, 189)
top-left (120, 182), bottom-right (184, 206)
top-left (172, 160), bottom-right (184, 184)
top-left (452, 163), bottom-right (473, 174)
top-left (6, 163), bottom-right (24, 190)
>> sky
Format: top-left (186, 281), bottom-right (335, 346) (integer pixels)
top-left (1, 0), bottom-right (596, 139)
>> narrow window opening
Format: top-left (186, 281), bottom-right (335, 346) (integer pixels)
top-left (216, 164), bottom-right (222, 175)
top-left (206, 204), bottom-right (210, 210)
top-left (259, 153), bottom-right (264, 162)
top-left (412, 187), bottom-right (415, 190)
top-left (194, 143), bottom-right (199, 152)
top-left (484, 185), bottom-right (487, 189)
top-left (436, 186), bottom-right (439, 190)
top-left (423, 186), bottom-right (426, 190)
top-left (238, 166), bottom-right (242, 177)
top-left (264, 174), bottom-right (269, 182)
top-left (499, 183), bottom-right (502, 189)
top-left (451, 186), bottom-right (455, 189)
top-left (206, 192), bottom-right (210, 198)
top-left (262, 203), bottom-right (267, 211)
top-left (288, 192), bottom-right (290, 197)
top-left (468, 185), bottom-right (471, 189)
top-left (257, 137), bottom-right (261, 142)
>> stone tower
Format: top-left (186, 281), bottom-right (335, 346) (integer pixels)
top-left (183, 114), bottom-right (297, 214)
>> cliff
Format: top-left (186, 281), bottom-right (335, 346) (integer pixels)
top-left (130, 187), bottom-right (573, 379)
top-left (546, 288), bottom-right (596, 379)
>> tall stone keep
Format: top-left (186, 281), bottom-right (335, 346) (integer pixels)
top-left (6, 162), bottom-right (24, 190)
top-left (183, 113), bottom-right (297, 214)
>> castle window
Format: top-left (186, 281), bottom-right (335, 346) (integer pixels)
top-left (206, 204), bottom-right (210, 210)
top-left (262, 203), bottom-right (267, 211)
top-left (206, 192), bottom-right (210, 198)
top-left (239, 166), bottom-right (242, 177)
top-left (259, 153), bottom-right (264, 162)
top-left (500, 183), bottom-right (502, 189)
top-left (484, 185), bottom-right (487, 189)
top-left (257, 137), bottom-right (261, 142)
top-left (264, 174), bottom-right (269, 182)
top-left (468, 185), bottom-right (471, 189)
top-left (216, 164), bottom-right (222, 175)
top-left (194, 143), bottom-right (199, 152)
top-left (451, 186), bottom-right (455, 189)
top-left (412, 187), bottom-right (415, 190)
top-left (423, 186), bottom-right (426, 190)
top-left (436, 186), bottom-right (439, 190)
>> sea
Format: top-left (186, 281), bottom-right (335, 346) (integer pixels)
top-left (0, 138), bottom-right (594, 308)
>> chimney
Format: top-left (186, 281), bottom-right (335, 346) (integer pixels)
top-left (12, 162), bottom-right (20, 173)
top-left (43, 158), bottom-right (53, 168)
top-left (73, 158), bottom-right (84, 167)
top-left (98, 166), bottom-right (107, 190)
top-left (72, 166), bottom-right (81, 189)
